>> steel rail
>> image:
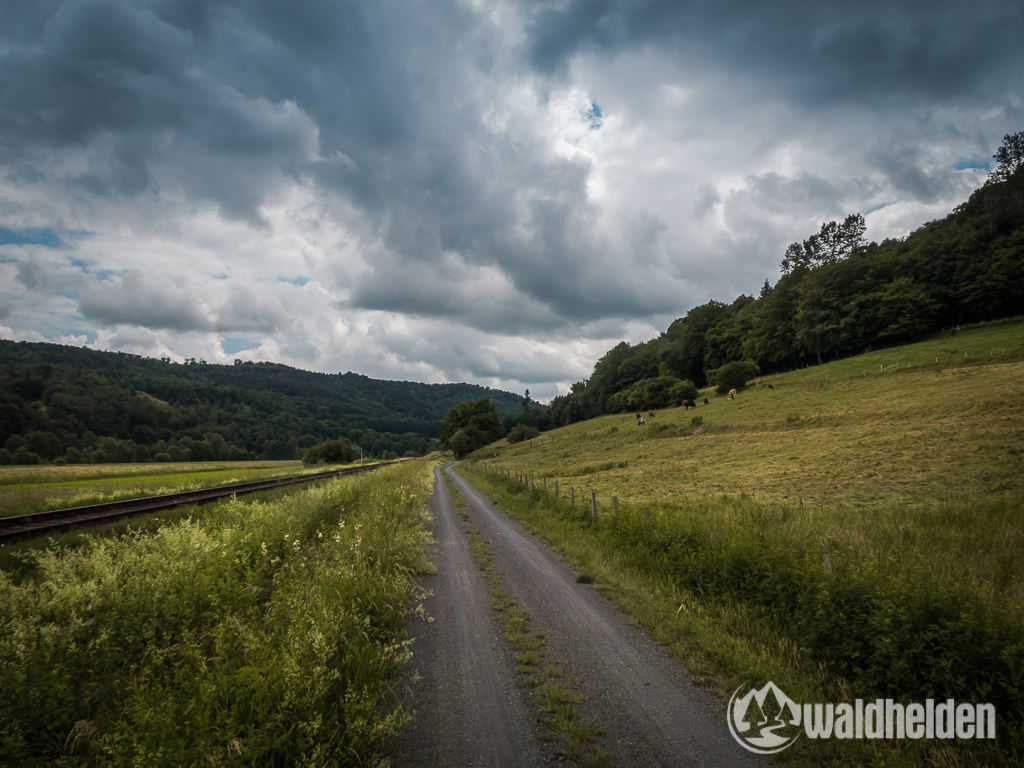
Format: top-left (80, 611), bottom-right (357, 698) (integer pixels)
top-left (0, 462), bottom-right (395, 542)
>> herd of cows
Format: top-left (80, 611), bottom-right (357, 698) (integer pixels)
top-left (635, 383), bottom-right (776, 426)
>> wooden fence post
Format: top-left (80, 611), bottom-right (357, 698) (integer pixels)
top-left (570, 487), bottom-right (575, 506)
top-left (554, 480), bottom-right (559, 498)
top-left (612, 496), bottom-right (618, 515)
top-left (591, 491), bottom-right (597, 519)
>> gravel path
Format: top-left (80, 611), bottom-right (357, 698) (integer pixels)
top-left (391, 467), bottom-right (549, 767)
top-left (393, 465), bottom-right (765, 767)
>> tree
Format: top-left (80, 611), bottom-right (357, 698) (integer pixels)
top-left (780, 214), bottom-right (866, 274)
top-left (988, 131), bottom-right (1024, 184)
top-left (714, 361), bottom-right (760, 394)
top-left (439, 398), bottom-right (504, 458)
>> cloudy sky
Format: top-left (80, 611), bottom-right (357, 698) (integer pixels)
top-left (1, 0), bottom-right (1021, 401)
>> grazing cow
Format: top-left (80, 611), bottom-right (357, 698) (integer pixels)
top-left (682, 399), bottom-right (696, 410)
top-left (648, 410), bottom-right (655, 418)
top-left (703, 397), bottom-right (710, 405)
top-left (728, 388), bottom-right (737, 400)
top-left (767, 384), bottom-right (774, 390)
top-left (637, 416), bottom-right (646, 426)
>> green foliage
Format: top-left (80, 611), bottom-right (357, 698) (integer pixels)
top-left (0, 461), bottom-right (433, 766)
top-left (506, 424), bottom-right (540, 444)
top-left (439, 398), bottom-right (504, 458)
top-left (605, 375), bottom-right (698, 412)
top-left (0, 343), bottom-right (528, 464)
top-left (988, 130), bottom-right (1024, 184)
top-left (302, 439), bottom-right (359, 466)
top-left (549, 157), bottom-right (1024, 427)
top-left (713, 360), bottom-right (760, 394)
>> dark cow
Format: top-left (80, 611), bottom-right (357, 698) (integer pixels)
top-left (703, 397), bottom-right (710, 405)
top-left (682, 399), bottom-right (696, 410)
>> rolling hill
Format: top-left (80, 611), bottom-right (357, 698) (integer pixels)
top-left (0, 340), bottom-right (530, 463)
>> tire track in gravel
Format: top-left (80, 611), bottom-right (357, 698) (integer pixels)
top-left (443, 465), bottom-right (765, 768)
top-left (391, 467), bottom-right (550, 767)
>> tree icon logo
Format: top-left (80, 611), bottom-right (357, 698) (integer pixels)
top-left (727, 681), bottom-right (802, 754)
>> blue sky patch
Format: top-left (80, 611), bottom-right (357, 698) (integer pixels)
top-left (278, 275), bottom-right (310, 287)
top-left (0, 227), bottom-right (63, 248)
top-left (222, 336), bottom-right (260, 355)
top-left (952, 159), bottom-right (990, 171)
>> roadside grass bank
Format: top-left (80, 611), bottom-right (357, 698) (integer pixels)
top-left (455, 465), bottom-right (1023, 768)
top-left (0, 460), bottom-right (313, 518)
top-left (0, 460), bottom-right (433, 767)
top-left (443, 470), bottom-right (609, 766)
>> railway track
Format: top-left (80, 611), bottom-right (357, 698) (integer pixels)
top-left (0, 463), bottom-right (394, 543)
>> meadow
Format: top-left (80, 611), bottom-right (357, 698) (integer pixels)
top-left (0, 460), bottom-right (310, 518)
top-left (0, 460), bottom-right (433, 767)
top-left (462, 319), bottom-right (1024, 766)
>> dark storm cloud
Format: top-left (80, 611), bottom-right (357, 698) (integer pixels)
top-left (2, 0), bottom-right (1020, 398)
top-left (527, 0), bottom-right (1024, 106)
top-left (0, 0), bottom-right (318, 221)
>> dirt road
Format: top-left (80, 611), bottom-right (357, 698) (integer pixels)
top-left (394, 466), bottom-right (763, 766)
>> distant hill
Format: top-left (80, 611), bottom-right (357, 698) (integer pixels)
top-left (0, 342), bottom-right (530, 463)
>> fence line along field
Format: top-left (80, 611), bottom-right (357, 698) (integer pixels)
top-left (0, 460), bottom-right (316, 518)
top-left (463, 319), bottom-right (1024, 767)
top-left (0, 460), bottom-right (434, 767)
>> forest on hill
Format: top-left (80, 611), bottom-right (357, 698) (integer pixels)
top-left (547, 133), bottom-right (1024, 427)
top-left (0, 343), bottom-right (528, 464)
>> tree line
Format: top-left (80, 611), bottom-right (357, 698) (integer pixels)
top-left (547, 132), bottom-right (1024, 427)
top-left (0, 345), bottom-right (527, 464)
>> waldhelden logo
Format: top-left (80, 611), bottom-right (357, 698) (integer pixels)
top-left (727, 681), bottom-right (996, 755)
top-left (727, 681), bottom-right (802, 754)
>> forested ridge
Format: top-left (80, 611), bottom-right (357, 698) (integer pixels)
top-left (0, 344), bottom-right (526, 464)
top-left (548, 135), bottom-right (1024, 426)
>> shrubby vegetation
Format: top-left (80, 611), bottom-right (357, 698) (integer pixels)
top-left (302, 439), bottom-right (360, 466)
top-left (712, 360), bottom-right (760, 394)
top-left (0, 345), bottom-right (527, 464)
top-left (506, 423), bottom-right (540, 444)
top-left (0, 461), bottom-right (432, 766)
top-left (548, 136), bottom-right (1024, 427)
top-left (439, 398), bottom-right (504, 458)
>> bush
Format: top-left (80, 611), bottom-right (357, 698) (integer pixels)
top-left (714, 360), bottom-right (760, 394)
top-left (303, 439), bottom-right (358, 466)
top-left (507, 424), bottom-right (540, 444)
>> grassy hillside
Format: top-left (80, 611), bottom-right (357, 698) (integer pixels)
top-left (461, 319), bottom-right (1024, 766)
top-left (485, 319), bottom-right (1023, 504)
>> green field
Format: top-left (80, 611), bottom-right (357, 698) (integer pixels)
top-left (0, 460), bottom-right (433, 766)
top-left (461, 319), bottom-right (1024, 766)
top-left (0, 460), bottom-right (314, 518)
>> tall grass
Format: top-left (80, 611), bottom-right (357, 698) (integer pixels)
top-left (0, 460), bottom-right (432, 767)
